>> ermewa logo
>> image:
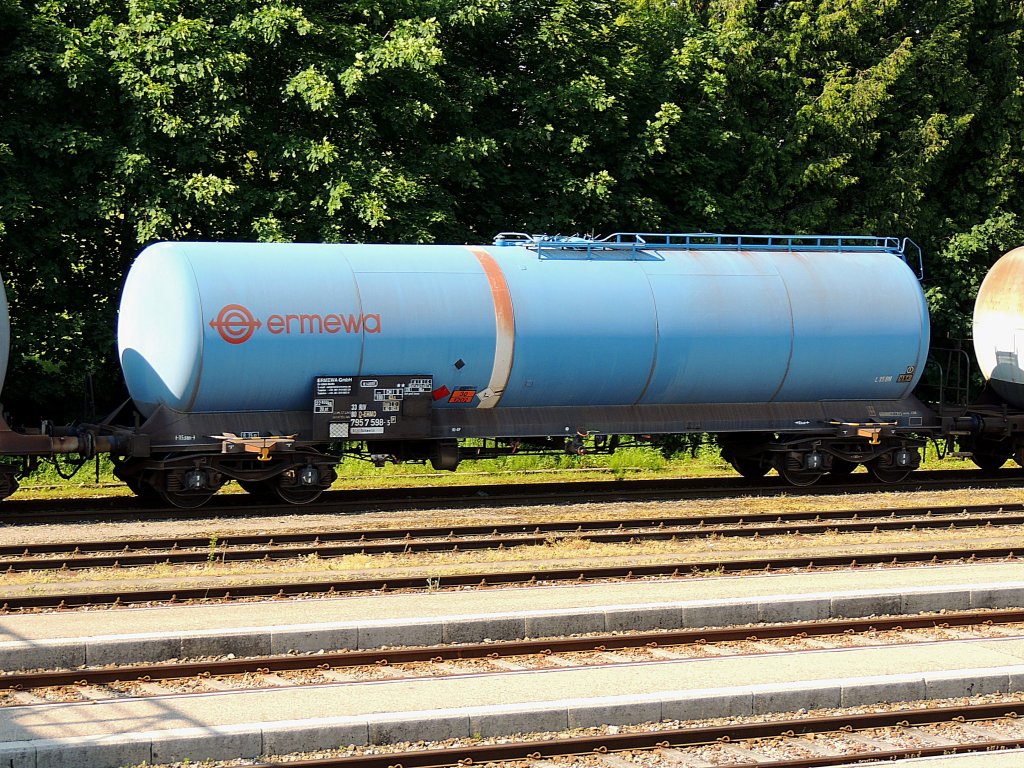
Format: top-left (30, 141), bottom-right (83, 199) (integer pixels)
top-left (209, 304), bottom-right (382, 345)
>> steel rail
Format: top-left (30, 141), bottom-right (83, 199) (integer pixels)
top-left (4, 607), bottom-right (1024, 691)
top-left (2, 545), bottom-right (1020, 611)
top-left (3, 468), bottom-right (1023, 524)
top-left (5, 506), bottom-right (1024, 573)
top-left (240, 701), bottom-right (1024, 768)
top-left (6, 500), bottom-right (1023, 555)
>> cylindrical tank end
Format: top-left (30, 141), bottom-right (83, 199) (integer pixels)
top-left (973, 245), bottom-right (1024, 409)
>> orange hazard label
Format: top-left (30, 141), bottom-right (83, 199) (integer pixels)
top-left (448, 389), bottom-right (477, 404)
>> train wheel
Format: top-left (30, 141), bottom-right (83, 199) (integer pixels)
top-left (730, 457), bottom-right (770, 480)
top-left (238, 480), bottom-right (271, 499)
top-left (125, 477), bottom-right (161, 502)
top-left (969, 446), bottom-right (1010, 472)
top-left (273, 483), bottom-right (323, 505)
top-left (720, 433), bottom-right (773, 480)
top-left (158, 487), bottom-right (217, 509)
top-left (829, 459), bottom-right (858, 476)
top-left (0, 469), bottom-right (19, 500)
top-left (972, 453), bottom-right (1008, 471)
top-left (240, 476), bottom-right (324, 505)
top-left (780, 466), bottom-right (823, 486)
top-left (962, 437), bottom-right (1012, 472)
top-left (156, 459), bottom-right (223, 508)
top-left (865, 458), bottom-right (911, 484)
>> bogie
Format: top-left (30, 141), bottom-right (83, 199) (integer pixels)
top-left (114, 451), bottom-right (337, 508)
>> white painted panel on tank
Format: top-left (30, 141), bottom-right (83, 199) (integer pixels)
top-left (985, 329), bottom-right (1024, 392)
top-left (973, 313), bottom-right (1014, 380)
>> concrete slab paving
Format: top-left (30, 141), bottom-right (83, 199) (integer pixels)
top-left (3, 637), bottom-right (1024, 767)
top-left (2, 562), bottom-right (1024, 672)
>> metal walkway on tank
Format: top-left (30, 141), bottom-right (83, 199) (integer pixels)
top-left (494, 231), bottom-right (924, 276)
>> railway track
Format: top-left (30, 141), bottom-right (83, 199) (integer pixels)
top-left (6, 476), bottom-right (1024, 765)
top-left (241, 701), bottom-right (1024, 768)
top-left (3, 544), bottom-right (1020, 610)
top-left (5, 517), bottom-right (1023, 767)
top-left (6, 607), bottom-right (1024, 766)
top-left (3, 467), bottom-right (1024, 524)
top-left (4, 607), bottom-right (1023, 693)
top-left (4, 501), bottom-right (1024, 573)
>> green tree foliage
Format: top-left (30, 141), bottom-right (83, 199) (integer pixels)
top-left (0, 0), bottom-right (1022, 419)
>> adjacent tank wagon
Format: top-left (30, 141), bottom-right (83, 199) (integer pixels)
top-left (111, 233), bottom-right (933, 506)
top-left (974, 246), bottom-right (1024, 410)
top-left (942, 245), bottom-right (1024, 470)
top-left (0, 271), bottom-right (8, 399)
top-left (0, 274), bottom-right (120, 499)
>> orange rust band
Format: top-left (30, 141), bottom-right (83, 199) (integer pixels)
top-left (467, 247), bottom-right (515, 408)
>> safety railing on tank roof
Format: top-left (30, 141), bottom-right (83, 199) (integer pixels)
top-left (492, 231), bottom-right (924, 278)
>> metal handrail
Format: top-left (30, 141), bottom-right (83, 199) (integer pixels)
top-left (493, 231), bottom-right (924, 277)
top-left (602, 232), bottom-right (907, 251)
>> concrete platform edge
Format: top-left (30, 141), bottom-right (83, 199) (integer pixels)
top-left (5, 665), bottom-right (1024, 768)
top-left (2, 582), bottom-right (1023, 672)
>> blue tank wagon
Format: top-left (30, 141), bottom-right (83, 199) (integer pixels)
top-left (112, 233), bottom-right (934, 507)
